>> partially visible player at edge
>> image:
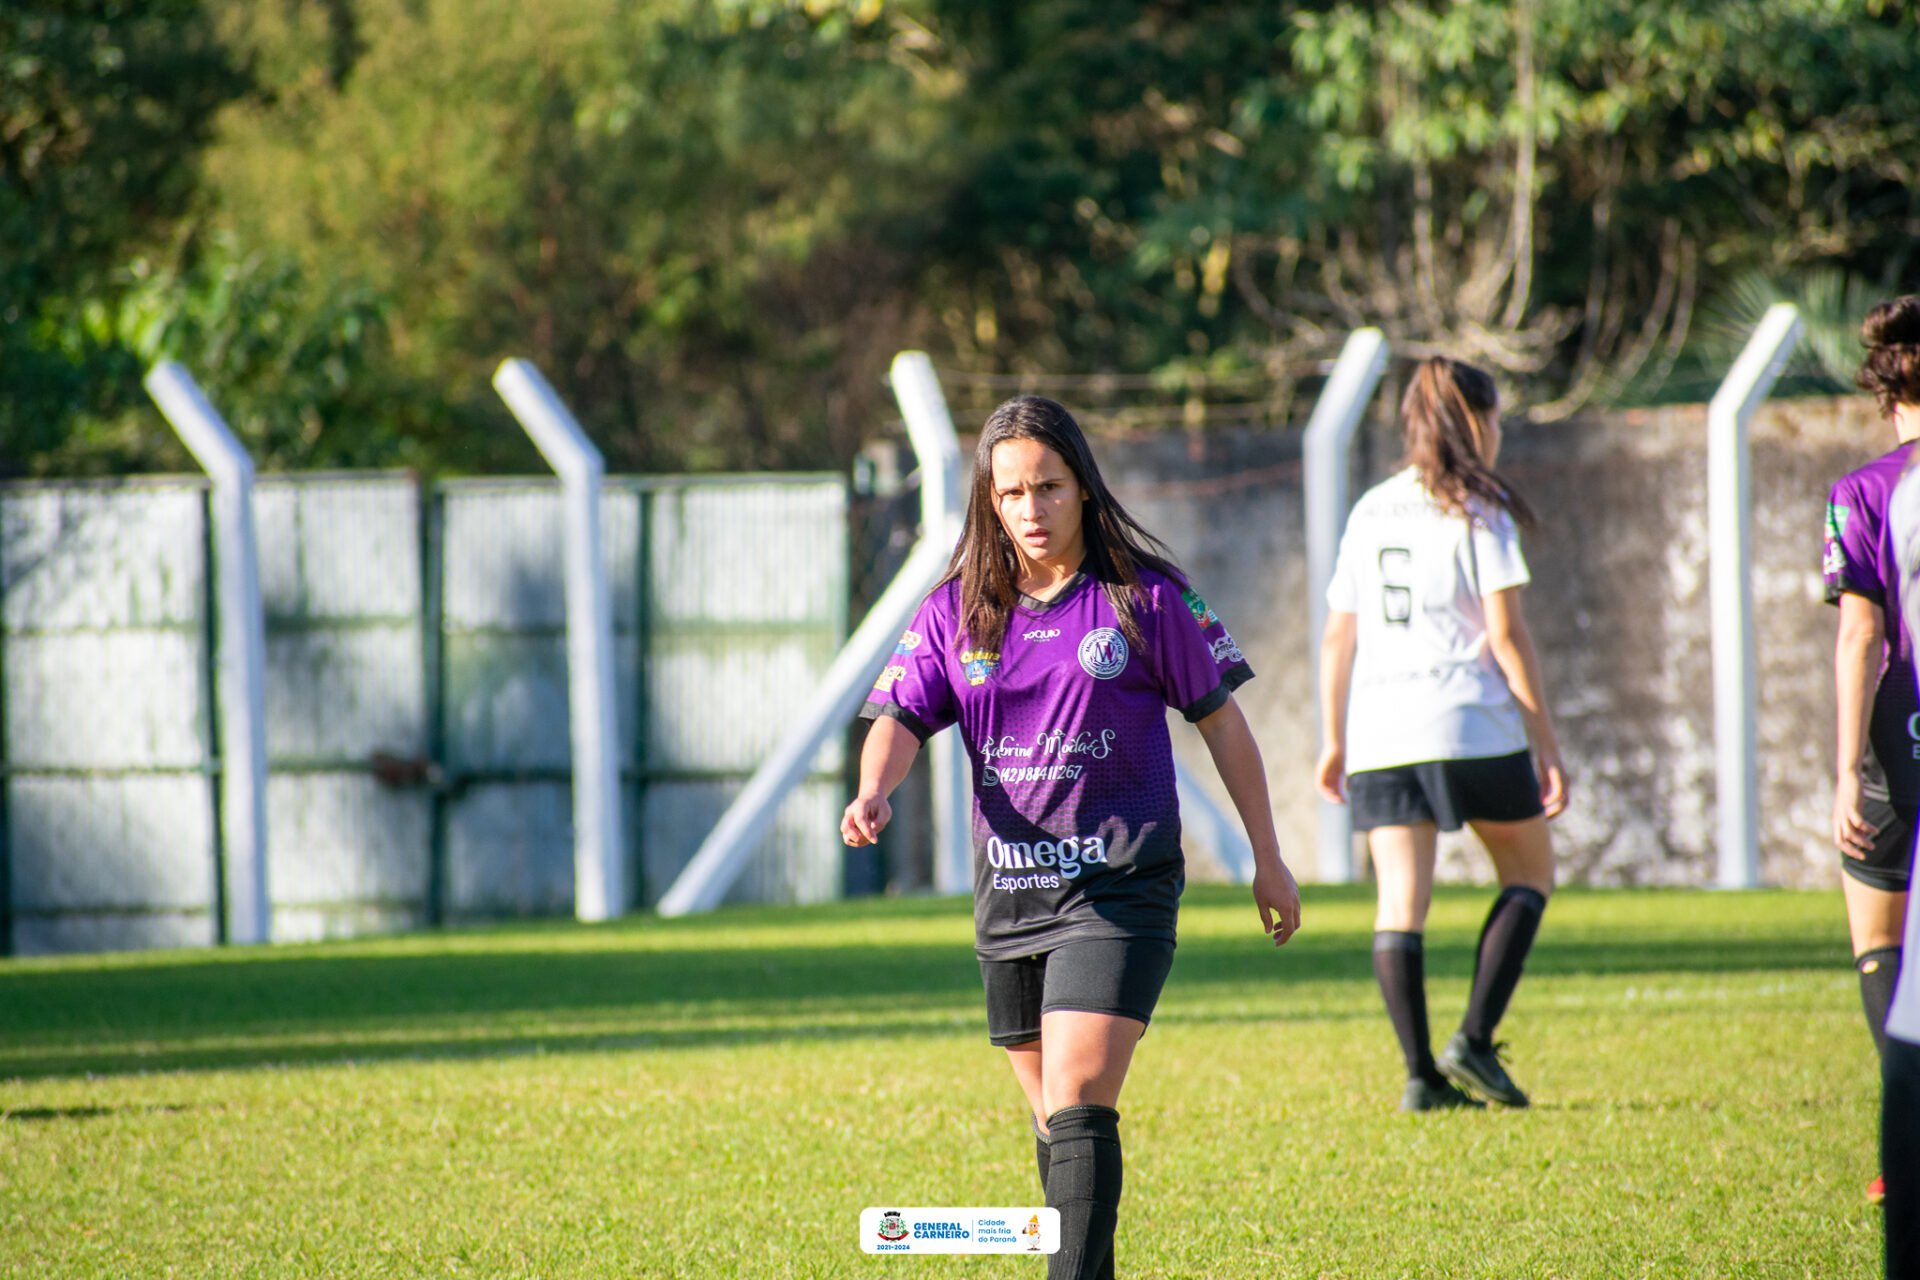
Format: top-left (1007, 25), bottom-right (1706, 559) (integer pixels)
top-left (1830, 294), bottom-right (1920, 1212)
top-left (1315, 356), bottom-right (1567, 1112)
top-left (843, 395), bottom-right (1302, 1280)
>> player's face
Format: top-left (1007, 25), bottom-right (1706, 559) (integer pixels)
top-left (991, 438), bottom-right (1089, 579)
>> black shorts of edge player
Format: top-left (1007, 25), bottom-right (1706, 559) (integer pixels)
top-left (1348, 749), bottom-right (1544, 833)
top-left (1844, 795), bottom-right (1915, 893)
top-left (980, 937), bottom-right (1177, 1048)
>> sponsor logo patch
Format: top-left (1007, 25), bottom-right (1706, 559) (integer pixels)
top-left (1210, 633), bottom-right (1243, 664)
top-left (1824, 503), bottom-right (1850, 578)
top-left (1078, 628), bottom-right (1128, 679)
top-left (962, 648), bottom-right (1001, 686)
top-left (1181, 588), bottom-right (1218, 629)
top-left (874, 663), bottom-right (908, 693)
top-left (1022, 627), bottom-right (1062, 642)
top-left (986, 832), bottom-right (1109, 886)
top-left (894, 629), bottom-right (922, 655)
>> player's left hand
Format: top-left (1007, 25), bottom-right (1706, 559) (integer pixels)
top-left (1252, 858), bottom-right (1301, 947)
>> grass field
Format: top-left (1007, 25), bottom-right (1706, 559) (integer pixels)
top-left (0, 884), bottom-right (1885, 1278)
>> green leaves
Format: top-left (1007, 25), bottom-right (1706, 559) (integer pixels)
top-left (8, 0), bottom-right (1920, 475)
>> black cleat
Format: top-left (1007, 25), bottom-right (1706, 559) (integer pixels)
top-left (1400, 1076), bottom-right (1485, 1112)
top-left (1439, 1032), bottom-right (1530, 1107)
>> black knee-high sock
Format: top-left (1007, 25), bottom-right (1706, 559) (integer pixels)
top-left (1860, 946), bottom-right (1902, 1062)
top-left (1044, 1104), bottom-right (1121, 1280)
top-left (1374, 931), bottom-right (1442, 1084)
top-left (1885, 1036), bottom-right (1920, 1280)
top-left (1461, 886), bottom-right (1548, 1049)
top-left (1032, 1113), bottom-right (1051, 1196)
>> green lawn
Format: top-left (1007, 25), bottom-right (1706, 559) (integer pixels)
top-left (0, 885), bottom-right (1884, 1278)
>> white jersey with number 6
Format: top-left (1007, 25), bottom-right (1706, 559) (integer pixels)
top-left (1327, 467), bottom-right (1532, 772)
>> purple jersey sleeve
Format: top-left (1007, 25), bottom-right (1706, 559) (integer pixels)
top-left (859, 590), bottom-right (959, 742)
top-left (1826, 472), bottom-right (1887, 606)
top-left (1145, 575), bottom-right (1254, 722)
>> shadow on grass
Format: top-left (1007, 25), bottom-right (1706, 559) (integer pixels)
top-left (0, 889), bottom-right (1851, 1082)
top-left (3, 1104), bottom-right (190, 1122)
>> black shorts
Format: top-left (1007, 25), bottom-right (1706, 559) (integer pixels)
top-left (1844, 795), bottom-right (1915, 892)
top-left (979, 937), bottom-right (1176, 1048)
top-left (1348, 749), bottom-right (1544, 833)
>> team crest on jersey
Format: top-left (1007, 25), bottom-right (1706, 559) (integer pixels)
top-left (1078, 628), bottom-right (1129, 679)
top-left (1180, 588), bottom-right (1218, 629)
top-left (962, 648), bottom-right (1001, 686)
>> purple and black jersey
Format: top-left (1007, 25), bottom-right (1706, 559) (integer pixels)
top-left (1825, 441), bottom-right (1920, 802)
top-left (860, 568), bottom-right (1252, 960)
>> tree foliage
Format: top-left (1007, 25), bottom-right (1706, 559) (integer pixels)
top-left (7, 0), bottom-right (1920, 474)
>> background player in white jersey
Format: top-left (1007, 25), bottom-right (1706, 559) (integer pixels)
top-left (1826, 295), bottom-right (1920, 1205)
top-left (1315, 356), bottom-right (1567, 1111)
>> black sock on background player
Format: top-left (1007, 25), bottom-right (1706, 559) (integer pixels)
top-left (1045, 1104), bottom-right (1122, 1280)
top-left (1885, 1037), bottom-right (1920, 1280)
top-left (1374, 931), bottom-right (1443, 1084)
top-left (1860, 946), bottom-right (1902, 1061)
top-left (1461, 886), bottom-right (1547, 1048)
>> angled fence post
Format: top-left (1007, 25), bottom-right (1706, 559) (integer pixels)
top-left (1303, 329), bottom-right (1391, 883)
top-left (886, 352), bottom-right (972, 895)
top-left (493, 359), bottom-right (627, 922)
top-left (1709, 303), bottom-right (1803, 889)
top-left (143, 362), bottom-right (271, 945)
top-left (657, 351), bottom-right (968, 916)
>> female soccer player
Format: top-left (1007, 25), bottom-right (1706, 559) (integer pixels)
top-left (843, 395), bottom-right (1302, 1280)
top-left (1315, 356), bottom-right (1566, 1112)
top-left (1828, 295), bottom-right (1920, 1203)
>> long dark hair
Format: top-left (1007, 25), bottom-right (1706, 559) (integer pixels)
top-left (941, 395), bottom-right (1182, 656)
top-left (1858, 295), bottom-right (1920, 416)
top-left (1400, 356), bottom-right (1535, 528)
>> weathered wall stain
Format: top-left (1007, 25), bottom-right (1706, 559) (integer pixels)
top-left (1102, 395), bottom-right (1889, 889)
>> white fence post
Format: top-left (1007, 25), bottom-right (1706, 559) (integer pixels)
top-left (886, 352), bottom-right (972, 895)
top-left (143, 363), bottom-right (272, 945)
top-left (1302, 329), bottom-right (1391, 883)
top-left (1709, 303), bottom-right (1803, 889)
top-left (657, 352), bottom-right (967, 917)
top-left (656, 537), bottom-right (952, 917)
top-left (492, 359), bottom-right (627, 922)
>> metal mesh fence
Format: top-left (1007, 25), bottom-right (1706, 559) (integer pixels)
top-left (0, 470), bottom-right (849, 954)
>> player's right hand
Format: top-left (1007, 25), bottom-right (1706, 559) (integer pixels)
top-left (841, 793), bottom-right (892, 847)
top-left (1833, 772), bottom-right (1879, 858)
top-left (1537, 748), bottom-right (1570, 820)
top-left (1313, 745), bottom-right (1347, 805)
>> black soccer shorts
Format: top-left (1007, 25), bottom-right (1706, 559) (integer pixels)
top-left (1347, 749), bottom-right (1544, 833)
top-left (979, 937), bottom-right (1176, 1047)
top-left (1844, 795), bottom-right (1915, 893)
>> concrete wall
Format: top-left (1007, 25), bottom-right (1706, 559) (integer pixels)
top-left (1099, 395), bottom-right (1889, 889)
